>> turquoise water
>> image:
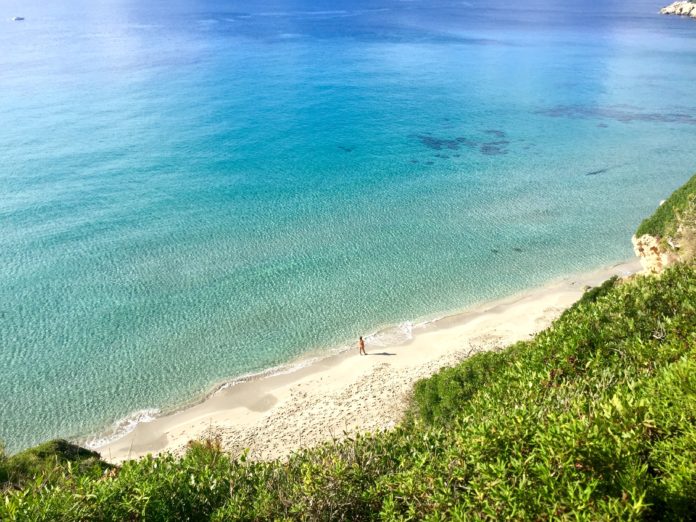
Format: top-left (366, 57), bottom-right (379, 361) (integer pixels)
top-left (2, 0), bottom-right (696, 452)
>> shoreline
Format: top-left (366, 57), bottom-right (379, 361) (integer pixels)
top-left (96, 258), bottom-right (641, 464)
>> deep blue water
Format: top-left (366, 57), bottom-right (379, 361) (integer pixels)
top-left (1, 0), bottom-right (696, 452)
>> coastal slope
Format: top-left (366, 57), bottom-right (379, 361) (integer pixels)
top-left (2, 173), bottom-right (696, 520)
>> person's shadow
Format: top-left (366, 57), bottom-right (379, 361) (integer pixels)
top-left (368, 352), bottom-right (396, 356)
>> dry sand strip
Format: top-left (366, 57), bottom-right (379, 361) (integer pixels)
top-left (98, 259), bottom-right (640, 464)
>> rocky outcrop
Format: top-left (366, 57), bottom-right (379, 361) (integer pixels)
top-left (632, 234), bottom-right (678, 274)
top-left (633, 175), bottom-right (696, 275)
top-left (661, 1), bottom-right (696, 18)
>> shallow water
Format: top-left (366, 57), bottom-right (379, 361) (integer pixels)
top-left (1, 0), bottom-right (696, 452)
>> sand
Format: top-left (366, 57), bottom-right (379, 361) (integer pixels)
top-left (98, 259), bottom-right (641, 464)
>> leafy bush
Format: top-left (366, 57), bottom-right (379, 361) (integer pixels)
top-left (410, 350), bottom-right (507, 425)
top-left (0, 439), bottom-right (109, 490)
top-left (0, 441), bottom-right (7, 484)
top-left (405, 261), bottom-right (696, 519)
top-left (635, 173), bottom-right (696, 239)
top-left (574, 275), bottom-right (619, 307)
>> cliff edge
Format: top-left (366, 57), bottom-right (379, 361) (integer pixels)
top-left (633, 173), bottom-right (696, 273)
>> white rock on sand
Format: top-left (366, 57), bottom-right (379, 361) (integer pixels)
top-left (661, 1), bottom-right (696, 18)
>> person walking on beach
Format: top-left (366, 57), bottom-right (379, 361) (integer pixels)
top-left (358, 336), bottom-right (367, 356)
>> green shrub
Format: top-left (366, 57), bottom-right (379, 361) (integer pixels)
top-left (1, 439), bottom-right (109, 489)
top-left (410, 350), bottom-right (508, 425)
top-left (403, 261), bottom-right (696, 519)
top-left (574, 275), bottom-right (619, 308)
top-left (0, 441), bottom-right (7, 484)
top-left (635, 173), bottom-right (696, 239)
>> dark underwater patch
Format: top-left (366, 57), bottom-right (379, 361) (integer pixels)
top-left (484, 129), bottom-right (506, 138)
top-left (537, 105), bottom-right (696, 125)
top-left (480, 144), bottom-right (507, 156)
top-left (456, 136), bottom-right (477, 147)
top-left (414, 132), bottom-right (510, 157)
top-left (416, 135), bottom-right (466, 150)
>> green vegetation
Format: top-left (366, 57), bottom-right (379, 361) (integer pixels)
top-left (3, 176), bottom-right (696, 520)
top-left (2, 260), bottom-right (695, 520)
top-left (635, 173), bottom-right (696, 243)
top-left (635, 173), bottom-right (696, 263)
top-left (0, 439), bottom-right (109, 488)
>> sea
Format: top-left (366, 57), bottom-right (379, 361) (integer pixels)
top-left (1, 0), bottom-right (696, 453)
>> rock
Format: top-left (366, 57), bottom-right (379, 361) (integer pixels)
top-left (632, 234), bottom-right (678, 274)
top-left (660, 1), bottom-right (696, 19)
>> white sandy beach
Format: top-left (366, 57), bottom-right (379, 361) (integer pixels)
top-left (98, 259), bottom-right (641, 464)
